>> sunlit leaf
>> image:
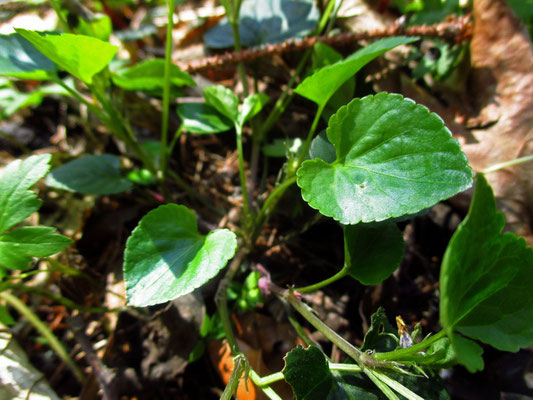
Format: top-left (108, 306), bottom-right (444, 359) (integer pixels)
top-left (123, 204), bottom-right (237, 306)
top-left (297, 93), bottom-right (473, 224)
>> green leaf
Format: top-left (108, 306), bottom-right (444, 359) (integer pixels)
top-left (0, 154), bottom-right (51, 235)
top-left (311, 42), bottom-right (355, 122)
top-left (283, 346), bottom-right (381, 400)
top-left (112, 59), bottom-right (195, 92)
top-left (440, 174), bottom-right (533, 372)
top-left (0, 33), bottom-right (56, 80)
top-left (15, 29), bottom-right (118, 84)
top-left (203, 85), bottom-right (239, 123)
top-left (295, 37), bottom-right (418, 108)
top-left (361, 307), bottom-right (398, 353)
top-left (76, 13), bottom-right (113, 42)
top-left (297, 93), bottom-right (473, 224)
top-left (177, 103), bottom-right (233, 134)
top-left (45, 154), bottom-right (133, 195)
top-left (0, 226), bottom-right (72, 270)
top-left (263, 138), bottom-right (303, 158)
top-left (343, 222), bottom-right (405, 285)
top-left (204, 0), bottom-right (319, 48)
top-left (123, 204), bottom-right (237, 306)
top-left (0, 305), bottom-right (15, 325)
top-left (309, 131), bottom-right (336, 163)
top-left (237, 93), bottom-right (269, 126)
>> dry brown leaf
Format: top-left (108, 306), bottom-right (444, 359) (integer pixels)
top-left (464, 0), bottom-right (533, 242)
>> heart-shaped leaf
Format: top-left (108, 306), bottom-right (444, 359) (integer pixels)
top-left (297, 93), bottom-right (473, 224)
top-left (112, 59), bottom-right (195, 91)
top-left (15, 29), bottom-right (117, 84)
top-left (205, 0), bottom-right (319, 48)
top-left (177, 103), bottom-right (233, 134)
top-left (0, 227), bottom-right (72, 270)
top-left (295, 37), bottom-right (418, 108)
top-left (203, 85), bottom-right (239, 123)
top-left (0, 154), bottom-right (51, 235)
top-left (440, 174), bottom-right (533, 372)
top-left (0, 33), bottom-right (56, 80)
top-left (343, 222), bottom-right (404, 285)
top-left (237, 93), bottom-right (270, 126)
top-left (123, 204), bottom-right (237, 306)
top-left (46, 154), bottom-right (132, 195)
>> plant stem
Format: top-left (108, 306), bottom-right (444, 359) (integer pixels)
top-left (168, 124), bottom-right (184, 158)
top-left (220, 354), bottom-right (246, 400)
top-left (250, 370), bottom-right (285, 386)
top-left (329, 363), bottom-right (362, 372)
top-left (0, 291), bottom-right (85, 383)
top-left (482, 155), bottom-right (533, 174)
top-left (285, 291), bottom-right (363, 363)
top-left (160, 0), bottom-right (175, 182)
top-left (215, 247), bottom-right (249, 355)
top-left (373, 370), bottom-right (424, 400)
top-left (49, 0), bottom-right (70, 31)
top-left (229, 11), bottom-right (248, 96)
top-left (295, 269), bottom-right (346, 293)
top-left (373, 330), bottom-right (446, 362)
top-left (295, 104), bottom-right (325, 169)
top-left (364, 369), bottom-right (401, 400)
top-left (235, 125), bottom-right (254, 230)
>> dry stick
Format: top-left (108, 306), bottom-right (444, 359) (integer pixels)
top-left (178, 16), bottom-right (472, 73)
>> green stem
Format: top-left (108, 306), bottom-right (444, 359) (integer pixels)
top-left (250, 370), bottom-right (285, 386)
top-left (235, 125), bottom-right (254, 229)
top-left (168, 124), bottom-right (184, 158)
top-left (215, 247), bottom-right (249, 355)
top-left (0, 292), bottom-right (84, 383)
top-left (482, 155), bottom-right (533, 174)
top-left (160, 0), bottom-right (175, 181)
top-left (52, 76), bottom-right (105, 122)
top-left (49, 0), bottom-right (70, 31)
top-left (254, 176), bottom-right (297, 235)
top-left (295, 104), bottom-right (325, 170)
top-left (229, 14), bottom-right (248, 96)
top-left (372, 370), bottom-right (424, 400)
top-left (364, 369), bottom-right (400, 400)
top-left (295, 269), bottom-right (347, 293)
top-left (220, 354), bottom-right (247, 400)
top-left (373, 330), bottom-right (446, 362)
top-left (287, 312), bottom-right (315, 347)
top-left (286, 291), bottom-right (363, 363)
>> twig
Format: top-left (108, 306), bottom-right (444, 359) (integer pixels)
top-left (178, 16), bottom-right (472, 73)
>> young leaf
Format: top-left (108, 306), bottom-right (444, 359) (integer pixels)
top-left (0, 305), bottom-right (15, 325)
top-left (0, 154), bottom-right (51, 235)
top-left (440, 174), bottom-right (533, 372)
top-left (45, 154), bottom-right (133, 195)
top-left (0, 227), bottom-right (72, 270)
top-left (343, 222), bottom-right (405, 285)
top-left (177, 103), bottom-right (233, 134)
top-left (123, 204), bottom-right (237, 306)
top-left (112, 59), bottom-right (195, 91)
top-left (15, 29), bottom-right (118, 84)
top-left (283, 345), bottom-right (381, 399)
top-left (361, 307), bottom-right (398, 353)
top-left (0, 33), bottom-right (56, 80)
top-left (204, 0), bottom-right (319, 48)
top-left (237, 93), bottom-right (269, 127)
top-left (297, 93), bottom-right (473, 224)
top-left (203, 85), bottom-right (239, 123)
top-left (295, 37), bottom-right (418, 108)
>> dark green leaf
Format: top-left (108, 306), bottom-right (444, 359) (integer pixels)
top-left (263, 138), bottom-right (303, 158)
top-left (0, 154), bottom-right (51, 235)
top-left (297, 93), bottom-right (473, 224)
top-left (203, 85), bottom-right (239, 123)
top-left (0, 226), bottom-right (72, 270)
top-left (295, 37), bottom-right (418, 108)
top-left (0, 33), bottom-right (56, 80)
top-left (283, 346), bottom-right (382, 400)
top-left (440, 174), bottom-right (533, 372)
top-left (343, 222), bottom-right (405, 285)
top-left (361, 307), bottom-right (398, 353)
top-left (0, 305), bottom-right (15, 325)
top-left (204, 0), bottom-right (319, 48)
top-left (177, 103), bottom-right (233, 134)
top-left (112, 59), bottom-right (195, 91)
top-left (45, 154), bottom-right (133, 195)
top-left (15, 29), bottom-right (117, 84)
top-left (309, 131), bottom-right (336, 163)
top-left (123, 204), bottom-right (237, 306)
